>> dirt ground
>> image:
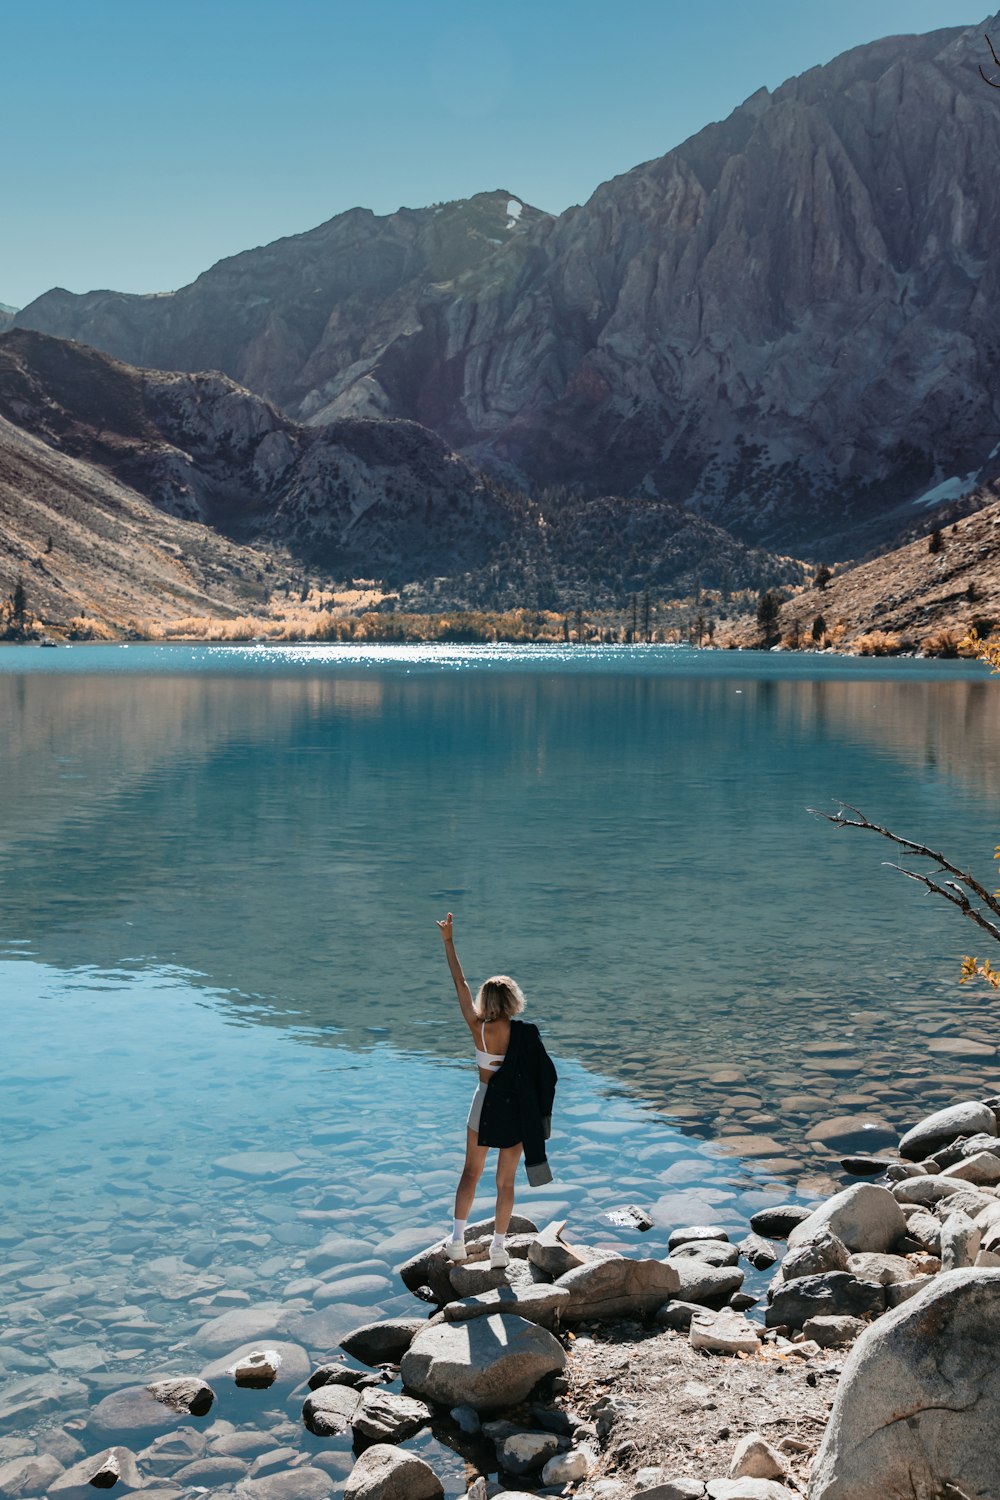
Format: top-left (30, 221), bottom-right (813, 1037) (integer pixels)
top-left (560, 1320), bottom-right (843, 1494)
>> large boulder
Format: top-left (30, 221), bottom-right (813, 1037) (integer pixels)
top-left (343, 1444), bottom-right (443, 1500)
top-left (557, 1257), bottom-right (680, 1320)
top-left (780, 1230), bottom-right (850, 1281)
top-left (350, 1389), bottom-right (433, 1444)
top-left (786, 1185), bottom-right (906, 1255)
top-left (664, 1259), bottom-right (744, 1305)
top-left (809, 1269), bottom-right (1000, 1498)
top-left (442, 1283), bottom-right (570, 1329)
top-left (399, 1313), bottom-right (565, 1412)
top-left (302, 1383), bottom-right (361, 1436)
top-left (898, 1101), bottom-right (997, 1161)
top-left (398, 1216), bottom-right (538, 1304)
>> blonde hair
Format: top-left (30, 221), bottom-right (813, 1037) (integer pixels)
top-left (475, 975), bottom-right (526, 1021)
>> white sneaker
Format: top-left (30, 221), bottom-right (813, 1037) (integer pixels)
top-left (489, 1247), bottom-right (509, 1269)
top-left (445, 1239), bottom-right (468, 1262)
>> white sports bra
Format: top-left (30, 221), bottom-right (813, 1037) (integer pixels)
top-left (475, 1021), bottom-right (507, 1072)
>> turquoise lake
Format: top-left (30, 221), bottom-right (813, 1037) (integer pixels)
top-left (2, 642), bottom-right (999, 1491)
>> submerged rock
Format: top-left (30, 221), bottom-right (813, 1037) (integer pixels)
top-left (48, 1446), bottom-right (142, 1498)
top-left (0, 1453), bottom-right (65, 1498)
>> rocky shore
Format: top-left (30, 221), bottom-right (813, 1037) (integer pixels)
top-left (3, 1094), bottom-right (1000, 1499)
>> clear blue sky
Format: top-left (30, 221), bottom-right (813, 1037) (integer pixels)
top-left (1, 0), bottom-right (988, 308)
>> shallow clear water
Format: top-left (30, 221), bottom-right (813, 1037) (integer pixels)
top-left (2, 643), bottom-right (999, 1489)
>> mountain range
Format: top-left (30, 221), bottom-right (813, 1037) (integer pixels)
top-left (14, 14), bottom-right (1000, 558)
top-left (0, 329), bottom-right (800, 628)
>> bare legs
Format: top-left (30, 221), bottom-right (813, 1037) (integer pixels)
top-left (453, 1129), bottom-right (524, 1233)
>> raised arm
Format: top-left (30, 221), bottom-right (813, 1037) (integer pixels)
top-left (436, 912), bottom-right (476, 1028)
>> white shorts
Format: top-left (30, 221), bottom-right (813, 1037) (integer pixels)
top-left (467, 1081), bottom-right (489, 1133)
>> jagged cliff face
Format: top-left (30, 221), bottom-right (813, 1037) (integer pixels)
top-left (0, 329), bottom-right (521, 581)
top-left (16, 18), bottom-right (1000, 553)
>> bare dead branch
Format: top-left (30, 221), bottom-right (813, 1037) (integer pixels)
top-left (981, 33), bottom-right (1000, 86)
top-left (886, 864), bottom-right (1000, 945)
top-left (808, 801), bottom-right (1000, 926)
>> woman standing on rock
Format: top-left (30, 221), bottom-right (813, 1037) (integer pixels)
top-left (437, 913), bottom-right (557, 1269)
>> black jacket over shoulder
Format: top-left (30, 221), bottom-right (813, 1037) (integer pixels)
top-left (477, 1019), bottom-right (557, 1186)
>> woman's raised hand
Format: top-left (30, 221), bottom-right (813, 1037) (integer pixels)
top-left (436, 912), bottom-right (454, 943)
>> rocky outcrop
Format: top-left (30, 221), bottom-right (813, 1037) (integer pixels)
top-left (809, 1269), bottom-right (1000, 1499)
top-left (17, 18), bottom-right (1000, 552)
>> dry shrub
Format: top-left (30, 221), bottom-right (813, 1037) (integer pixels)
top-left (67, 616), bottom-right (117, 641)
top-left (853, 630), bottom-right (904, 656)
top-left (920, 629), bottom-right (962, 658)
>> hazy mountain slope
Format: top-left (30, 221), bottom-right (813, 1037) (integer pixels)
top-left (13, 191), bottom-right (549, 414)
top-left (15, 19), bottom-right (1000, 552)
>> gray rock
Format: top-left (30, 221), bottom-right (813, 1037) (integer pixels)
top-left (939, 1209), bottom-right (982, 1271)
top-left (0, 1453), bottom-right (64, 1498)
top-left (234, 1470), bottom-right (334, 1500)
top-left (670, 1241), bottom-right (740, 1268)
top-left (527, 1221), bottom-right (589, 1279)
top-left (191, 1305), bottom-right (288, 1355)
top-left (634, 1482), bottom-right (705, 1500)
top-left (845, 1253), bottom-right (915, 1286)
top-left (810, 1269), bottom-right (1000, 1499)
top-left (146, 1376), bottom-right (215, 1415)
top-left (800, 1315), bottom-right (865, 1348)
top-left (201, 1339), bottom-right (310, 1389)
top-left (739, 1234), bottom-right (777, 1270)
top-left (939, 1150), bottom-right (1000, 1186)
top-left (308, 1363), bottom-right (383, 1392)
top-left (450, 1403), bottom-right (481, 1433)
top-left (499, 1430), bottom-right (561, 1475)
top-left (0, 1376), bottom-right (87, 1431)
top-left (654, 1300), bottom-right (709, 1332)
top-left (448, 1258), bottom-right (533, 1299)
top-left (688, 1310), bottom-right (760, 1354)
top-left (748, 1206), bottom-right (814, 1239)
top-left (705, 1483), bottom-right (797, 1499)
top-left (666, 1226), bottom-right (730, 1250)
top-left (340, 1318), bottom-right (425, 1367)
top-left (398, 1216), bottom-right (538, 1304)
top-left (400, 1313), bottom-right (565, 1411)
top-left (902, 1210), bottom-right (941, 1254)
top-left (443, 1283), bottom-right (570, 1329)
top-left (786, 1184), bottom-right (906, 1255)
top-left (780, 1230), bottom-right (850, 1281)
top-left (88, 1384), bottom-right (195, 1438)
top-left (173, 1455), bottom-right (248, 1484)
top-left (765, 1272), bottom-right (884, 1329)
top-left (343, 1444), bottom-right (443, 1500)
top-left (541, 1447), bottom-right (594, 1484)
top-left (665, 1259), bottom-right (744, 1305)
top-left (885, 1274), bottom-right (936, 1309)
top-left (351, 1389), bottom-right (433, 1443)
top-left (302, 1382), bottom-right (361, 1436)
top-left (48, 1446), bottom-right (142, 1499)
top-left (890, 1176), bottom-right (964, 1206)
top-left (556, 1256), bottom-right (679, 1320)
top-left (728, 1435), bottom-right (787, 1480)
top-left (214, 1151), bottom-right (302, 1178)
top-left (898, 1101), bottom-right (997, 1161)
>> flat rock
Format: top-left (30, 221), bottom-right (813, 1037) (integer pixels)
top-left (213, 1152), bottom-right (302, 1178)
top-left (899, 1101), bottom-right (997, 1161)
top-left (805, 1116), bottom-right (896, 1153)
top-left (926, 1036), bottom-right (996, 1057)
top-left (350, 1388), bottom-right (433, 1443)
top-left (88, 1384), bottom-right (200, 1437)
top-left (810, 1269), bottom-right (1000, 1499)
top-left (340, 1318), bottom-right (425, 1367)
top-left (766, 1272), bottom-right (885, 1329)
top-left (399, 1313), bottom-right (565, 1412)
top-left (233, 1470), bottom-right (334, 1500)
top-left (654, 1300), bottom-right (709, 1332)
top-left (201, 1340), bottom-right (310, 1389)
top-left (448, 1258), bottom-right (533, 1298)
top-left (939, 1150), bottom-right (1000, 1186)
top-left (801, 1314), bottom-right (865, 1348)
top-left (780, 1229), bottom-right (850, 1281)
top-left (0, 1376), bottom-right (87, 1431)
top-left (556, 1256), bottom-right (679, 1320)
top-left (670, 1240), bottom-right (740, 1267)
top-left (302, 1383), bottom-right (361, 1436)
top-left (191, 1305), bottom-right (288, 1355)
top-left (786, 1184), bottom-right (906, 1255)
top-left (846, 1253), bottom-right (915, 1286)
top-left (688, 1309), bottom-right (759, 1354)
top-left (667, 1226), bottom-right (730, 1250)
top-left (748, 1206), bottom-right (814, 1239)
top-left (442, 1283), bottom-right (570, 1329)
top-left (706, 1483), bottom-right (797, 1499)
top-left (342, 1443), bottom-right (443, 1499)
top-left (0, 1453), bottom-right (64, 1498)
top-left (500, 1430), bottom-right (562, 1475)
